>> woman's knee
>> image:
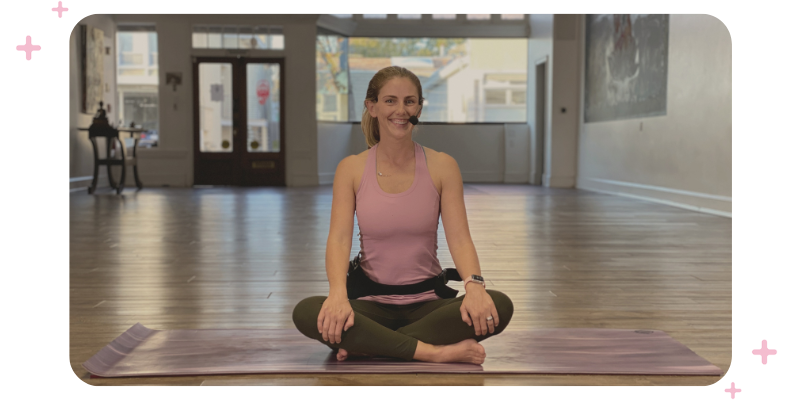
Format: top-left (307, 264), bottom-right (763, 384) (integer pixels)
top-left (292, 296), bottom-right (326, 336)
top-left (486, 290), bottom-right (514, 325)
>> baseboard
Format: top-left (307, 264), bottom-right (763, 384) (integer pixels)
top-left (136, 149), bottom-right (189, 159)
top-left (131, 173), bottom-right (187, 187)
top-left (578, 177), bottom-right (732, 218)
top-left (462, 171), bottom-right (504, 183)
top-left (543, 174), bottom-right (575, 188)
top-left (529, 171), bottom-right (543, 185)
top-left (504, 172), bottom-right (529, 183)
top-left (288, 173), bottom-right (320, 187)
top-left (70, 174), bottom-right (108, 191)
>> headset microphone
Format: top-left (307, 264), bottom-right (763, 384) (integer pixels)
top-left (409, 116), bottom-right (419, 125)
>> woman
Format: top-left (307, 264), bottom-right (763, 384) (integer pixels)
top-left (292, 66), bottom-right (513, 365)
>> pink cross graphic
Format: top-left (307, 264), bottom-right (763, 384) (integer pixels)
top-left (725, 382), bottom-right (741, 399)
top-left (752, 339), bottom-right (777, 364)
top-left (16, 36), bottom-right (41, 61)
top-left (52, 2), bottom-right (68, 18)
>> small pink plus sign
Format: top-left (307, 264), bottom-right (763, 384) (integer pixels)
top-left (52, 2), bottom-right (68, 18)
top-left (16, 36), bottom-right (41, 61)
top-left (725, 382), bottom-right (741, 399)
top-left (752, 339), bottom-right (777, 364)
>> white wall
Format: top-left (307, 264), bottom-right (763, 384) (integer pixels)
top-left (527, 14), bottom-right (553, 186)
top-left (70, 14), bottom-right (320, 188)
top-left (576, 15), bottom-right (732, 216)
top-left (548, 14), bottom-right (581, 188)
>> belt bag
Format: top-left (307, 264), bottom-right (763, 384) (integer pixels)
top-left (346, 254), bottom-right (462, 300)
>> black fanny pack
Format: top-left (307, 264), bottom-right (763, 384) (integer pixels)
top-left (346, 254), bottom-right (462, 300)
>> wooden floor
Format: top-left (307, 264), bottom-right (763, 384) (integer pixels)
top-left (70, 184), bottom-right (731, 386)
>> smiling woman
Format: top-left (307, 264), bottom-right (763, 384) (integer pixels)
top-left (361, 66), bottom-right (424, 148)
top-left (292, 65), bottom-right (515, 365)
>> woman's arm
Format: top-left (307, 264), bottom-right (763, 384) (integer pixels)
top-left (439, 153), bottom-right (482, 287)
top-left (316, 156), bottom-right (357, 345)
top-left (438, 152), bottom-right (499, 336)
top-left (326, 156), bottom-right (357, 296)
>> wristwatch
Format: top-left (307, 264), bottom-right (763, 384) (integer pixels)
top-left (465, 274), bottom-right (485, 288)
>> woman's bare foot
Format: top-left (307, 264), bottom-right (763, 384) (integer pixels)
top-left (414, 339), bottom-right (486, 365)
top-left (436, 339), bottom-right (486, 364)
top-left (336, 348), bottom-right (372, 361)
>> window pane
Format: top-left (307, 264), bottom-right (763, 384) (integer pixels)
top-left (485, 90), bottom-right (506, 105)
top-left (348, 37), bottom-right (527, 122)
top-left (511, 90), bottom-right (526, 105)
top-left (238, 26), bottom-right (254, 49)
top-left (120, 53), bottom-right (142, 65)
top-left (192, 32), bottom-right (208, 48)
top-left (467, 14), bottom-right (491, 20)
top-left (223, 26), bottom-right (238, 49)
top-left (501, 14), bottom-right (525, 20)
top-left (398, 14), bottom-right (421, 20)
top-left (270, 26), bottom-right (284, 50)
top-left (331, 14), bottom-right (352, 18)
top-left (246, 63), bottom-right (281, 153)
top-left (147, 33), bottom-right (157, 51)
top-left (316, 35), bottom-right (349, 121)
top-left (208, 26), bottom-right (222, 48)
top-left (193, 25), bottom-right (282, 49)
top-left (363, 14), bottom-right (387, 19)
top-left (119, 68), bottom-right (145, 76)
top-left (199, 63), bottom-right (234, 153)
top-left (253, 26), bottom-right (269, 49)
top-left (117, 31), bottom-right (159, 146)
top-left (119, 33), bottom-right (133, 52)
top-left (432, 14), bottom-right (456, 20)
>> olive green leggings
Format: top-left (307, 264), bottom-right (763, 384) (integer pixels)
top-left (292, 290), bottom-right (514, 361)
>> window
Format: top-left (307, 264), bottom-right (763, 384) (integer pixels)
top-left (331, 14), bottom-right (352, 18)
top-left (345, 37), bottom-right (527, 123)
top-left (501, 14), bottom-right (525, 20)
top-left (116, 28), bottom-right (159, 147)
top-left (432, 14), bottom-right (456, 20)
top-left (485, 90), bottom-right (506, 105)
top-left (192, 25), bottom-right (284, 50)
top-left (363, 14), bottom-right (387, 19)
top-left (467, 14), bottom-right (491, 20)
top-left (316, 34), bottom-right (349, 121)
top-left (398, 14), bottom-right (422, 20)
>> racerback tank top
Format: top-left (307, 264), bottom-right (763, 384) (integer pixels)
top-left (354, 141), bottom-right (443, 305)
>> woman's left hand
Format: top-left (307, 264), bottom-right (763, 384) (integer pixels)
top-left (460, 285), bottom-right (499, 336)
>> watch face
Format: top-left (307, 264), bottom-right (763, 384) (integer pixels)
top-left (471, 275), bottom-right (484, 282)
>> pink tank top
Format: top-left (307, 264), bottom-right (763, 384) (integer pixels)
top-left (355, 141), bottom-right (443, 305)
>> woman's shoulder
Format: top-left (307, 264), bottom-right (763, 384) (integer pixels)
top-left (344, 150), bottom-right (371, 196)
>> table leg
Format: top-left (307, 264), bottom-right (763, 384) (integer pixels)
top-left (88, 137), bottom-right (99, 194)
top-left (106, 138), bottom-right (118, 190)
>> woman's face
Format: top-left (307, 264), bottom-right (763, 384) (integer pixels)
top-left (366, 77), bottom-right (422, 140)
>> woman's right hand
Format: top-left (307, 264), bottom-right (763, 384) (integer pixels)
top-left (317, 293), bottom-right (355, 344)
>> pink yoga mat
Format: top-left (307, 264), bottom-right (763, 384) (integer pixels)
top-left (83, 323), bottom-right (721, 377)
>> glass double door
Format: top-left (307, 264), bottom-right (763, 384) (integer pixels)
top-left (193, 57), bottom-right (284, 186)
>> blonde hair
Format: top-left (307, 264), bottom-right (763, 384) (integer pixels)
top-left (361, 66), bottom-right (425, 148)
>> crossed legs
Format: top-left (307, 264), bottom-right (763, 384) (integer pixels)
top-left (292, 290), bottom-right (514, 362)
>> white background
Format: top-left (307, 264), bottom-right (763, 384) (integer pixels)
top-left (0, 1), bottom-right (791, 399)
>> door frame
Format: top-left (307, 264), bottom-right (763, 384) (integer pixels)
top-left (192, 56), bottom-right (286, 186)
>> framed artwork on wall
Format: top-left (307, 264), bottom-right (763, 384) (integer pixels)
top-left (584, 14), bottom-right (669, 123)
top-left (80, 24), bottom-right (105, 114)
